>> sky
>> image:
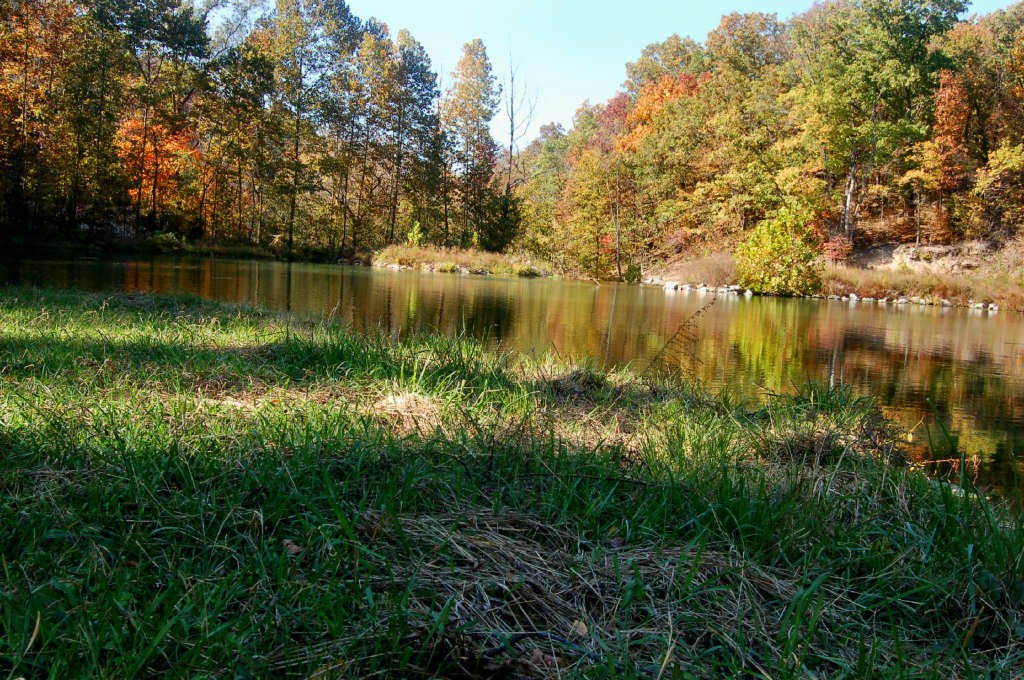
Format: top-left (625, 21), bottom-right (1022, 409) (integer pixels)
top-left (345, 0), bottom-right (1015, 143)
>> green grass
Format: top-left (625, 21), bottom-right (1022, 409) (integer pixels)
top-left (1, 287), bottom-right (1022, 678)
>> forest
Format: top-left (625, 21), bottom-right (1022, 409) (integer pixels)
top-left (2, 0), bottom-right (1024, 286)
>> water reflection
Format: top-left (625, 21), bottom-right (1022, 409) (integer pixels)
top-left (5, 256), bottom-right (1024, 496)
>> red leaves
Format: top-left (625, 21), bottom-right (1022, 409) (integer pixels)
top-left (116, 117), bottom-right (202, 217)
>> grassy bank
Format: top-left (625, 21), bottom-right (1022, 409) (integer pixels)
top-left (376, 244), bottom-right (552, 278)
top-left (1, 287), bottom-right (1022, 677)
top-left (651, 245), bottom-right (1024, 312)
top-left (823, 264), bottom-right (1024, 312)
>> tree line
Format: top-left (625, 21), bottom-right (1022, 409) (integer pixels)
top-left (4, 0), bottom-right (1024, 281)
top-left (0, 0), bottom-right (518, 256)
top-left (515, 0), bottom-right (1024, 282)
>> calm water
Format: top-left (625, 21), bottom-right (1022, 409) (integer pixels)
top-left (4, 257), bottom-right (1023, 496)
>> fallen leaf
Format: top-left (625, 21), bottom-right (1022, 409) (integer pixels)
top-left (570, 619), bottom-right (588, 637)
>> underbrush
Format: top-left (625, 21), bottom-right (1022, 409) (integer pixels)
top-left (1, 287), bottom-right (1022, 677)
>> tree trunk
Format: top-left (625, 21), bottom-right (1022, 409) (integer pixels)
top-left (288, 110), bottom-right (300, 257)
top-left (388, 106), bottom-right (405, 244)
top-left (841, 154), bottom-right (857, 243)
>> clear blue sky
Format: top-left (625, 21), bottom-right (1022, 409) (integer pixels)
top-left (345, 0), bottom-right (1014, 143)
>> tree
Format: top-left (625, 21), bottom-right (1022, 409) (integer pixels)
top-left (0, 0), bottom-right (84, 237)
top-left (196, 36), bottom-right (275, 242)
top-left (385, 30), bottom-right (438, 244)
top-left (790, 0), bottom-right (966, 243)
top-left (624, 34), bottom-right (707, 97)
top-left (441, 39), bottom-right (504, 249)
top-left (270, 0), bottom-right (349, 253)
top-left (93, 0), bottom-right (209, 231)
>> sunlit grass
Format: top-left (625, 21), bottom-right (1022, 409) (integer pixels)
top-left (376, 244), bottom-right (553, 278)
top-left (1, 286), bottom-right (1022, 677)
top-left (824, 264), bottom-right (1024, 310)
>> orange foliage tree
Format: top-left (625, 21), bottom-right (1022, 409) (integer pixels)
top-left (617, 74), bottom-right (708, 152)
top-left (116, 117), bottom-right (201, 226)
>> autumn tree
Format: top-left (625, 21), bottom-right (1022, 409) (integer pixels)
top-left (94, 0), bottom-right (208, 231)
top-left (790, 0), bottom-right (966, 242)
top-left (442, 39), bottom-right (505, 250)
top-left (197, 34), bottom-right (276, 242)
top-left (0, 0), bottom-right (86, 237)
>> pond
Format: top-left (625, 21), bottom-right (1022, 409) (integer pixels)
top-left (4, 256), bottom-right (1023, 497)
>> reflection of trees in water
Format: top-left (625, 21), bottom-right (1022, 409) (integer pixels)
top-left (670, 297), bottom-right (1024, 489)
top-left (461, 293), bottom-right (516, 341)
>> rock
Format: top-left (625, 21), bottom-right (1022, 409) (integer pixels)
top-left (664, 281), bottom-right (679, 291)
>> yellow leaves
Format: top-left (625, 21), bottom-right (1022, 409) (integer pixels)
top-left (973, 143), bottom-right (1024, 197)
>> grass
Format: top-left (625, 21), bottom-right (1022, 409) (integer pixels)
top-left (652, 251), bottom-right (737, 287)
top-left (824, 264), bottom-right (1024, 311)
top-left (376, 244), bottom-right (553, 278)
top-left (1, 287), bottom-right (1023, 678)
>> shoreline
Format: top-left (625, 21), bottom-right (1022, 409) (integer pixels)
top-left (643, 276), bottom-right (1007, 314)
top-left (8, 235), bottom-right (1023, 313)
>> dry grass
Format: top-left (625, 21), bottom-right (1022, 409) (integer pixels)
top-left (377, 244), bottom-right (552, 278)
top-left (825, 264), bottom-right (1024, 310)
top-left (651, 251), bottom-right (737, 286)
top-left (361, 510), bottom-right (856, 678)
top-left (372, 390), bottom-right (444, 434)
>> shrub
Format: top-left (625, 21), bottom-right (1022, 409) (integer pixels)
top-left (406, 221), bottom-right (424, 248)
top-left (143, 231), bottom-right (185, 253)
top-left (735, 207), bottom-right (822, 296)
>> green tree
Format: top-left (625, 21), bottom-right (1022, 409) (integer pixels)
top-left (735, 206), bottom-right (822, 296)
top-left (442, 39), bottom-right (506, 250)
top-left (790, 0), bottom-right (966, 242)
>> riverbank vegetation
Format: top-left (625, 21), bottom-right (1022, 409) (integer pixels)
top-left (375, 244), bottom-right (551, 278)
top-left (4, 0), bottom-right (1024, 301)
top-left (516, 2), bottom-right (1024, 289)
top-left (653, 237), bottom-right (1024, 310)
top-left (2, 287), bottom-right (1023, 676)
